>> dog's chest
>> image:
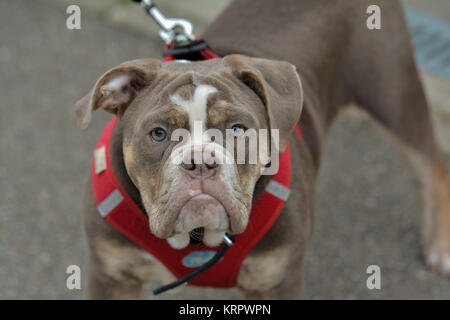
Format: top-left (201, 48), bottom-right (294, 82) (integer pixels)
top-left (96, 237), bottom-right (290, 293)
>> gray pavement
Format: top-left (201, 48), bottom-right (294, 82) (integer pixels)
top-left (1, 0), bottom-right (450, 299)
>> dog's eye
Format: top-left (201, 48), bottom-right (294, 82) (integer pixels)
top-left (231, 124), bottom-right (246, 136)
top-left (150, 127), bottom-right (167, 142)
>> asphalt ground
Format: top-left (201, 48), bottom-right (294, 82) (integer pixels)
top-left (0, 0), bottom-right (449, 299)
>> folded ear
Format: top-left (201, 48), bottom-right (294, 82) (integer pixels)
top-left (223, 54), bottom-right (303, 152)
top-left (75, 58), bottom-right (161, 131)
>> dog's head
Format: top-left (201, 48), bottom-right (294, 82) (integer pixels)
top-left (76, 55), bottom-right (302, 248)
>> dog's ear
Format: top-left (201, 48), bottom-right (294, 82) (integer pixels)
top-left (75, 58), bottom-right (161, 131)
top-left (223, 54), bottom-right (303, 152)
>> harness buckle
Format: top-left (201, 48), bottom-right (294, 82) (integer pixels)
top-left (137, 0), bottom-right (195, 45)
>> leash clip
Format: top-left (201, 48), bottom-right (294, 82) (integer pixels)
top-left (223, 233), bottom-right (234, 246)
top-left (137, 0), bottom-right (195, 45)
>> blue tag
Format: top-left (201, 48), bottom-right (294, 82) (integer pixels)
top-left (182, 251), bottom-right (216, 268)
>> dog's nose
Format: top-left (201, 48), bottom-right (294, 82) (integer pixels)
top-left (180, 153), bottom-right (219, 178)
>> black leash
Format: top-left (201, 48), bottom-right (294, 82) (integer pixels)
top-left (153, 234), bottom-right (235, 295)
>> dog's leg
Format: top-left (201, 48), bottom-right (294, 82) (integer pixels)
top-left (357, 89), bottom-right (450, 275)
top-left (369, 120), bottom-right (450, 275)
top-left (406, 152), bottom-right (450, 274)
top-left (86, 251), bottom-right (143, 299)
top-left (82, 176), bottom-right (145, 299)
top-left (237, 245), bottom-right (306, 299)
top-left (371, 120), bottom-right (450, 274)
top-left (241, 258), bottom-right (305, 299)
top-left (348, 17), bottom-right (450, 273)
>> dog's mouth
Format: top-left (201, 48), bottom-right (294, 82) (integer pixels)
top-left (165, 193), bottom-right (231, 249)
top-left (189, 227), bottom-right (205, 244)
top-left (167, 226), bottom-right (228, 249)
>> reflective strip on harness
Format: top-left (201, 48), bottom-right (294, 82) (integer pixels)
top-left (94, 146), bottom-right (107, 174)
top-left (97, 189), bottom-right (123, 217)
top-left (265, 180), bottom-right (291, 201)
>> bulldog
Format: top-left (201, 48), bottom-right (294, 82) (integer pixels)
top-left (76, 0), bottom-right (450, 299)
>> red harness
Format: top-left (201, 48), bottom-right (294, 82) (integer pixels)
top-left (91, 45), bottom-right (301, 288)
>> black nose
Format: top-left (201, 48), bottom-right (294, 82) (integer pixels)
top-left (180, 154), bottom-right (219, 178)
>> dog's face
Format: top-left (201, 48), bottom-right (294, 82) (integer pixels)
top-left (76, 55), bottom-right (302, 248)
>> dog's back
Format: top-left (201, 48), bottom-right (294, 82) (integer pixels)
top-left (204, 0), bottom-right (419, 163)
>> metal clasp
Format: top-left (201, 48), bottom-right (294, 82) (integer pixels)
top-left (139, 0), bottom-right (195, 44)
top-left (223, 233), bottom-right (235, 246)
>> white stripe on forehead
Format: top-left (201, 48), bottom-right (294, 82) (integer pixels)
top-left (170, 84), bottom-right (217, 144)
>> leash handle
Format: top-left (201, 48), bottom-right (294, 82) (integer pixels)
top-left (133, 0), bottom-right (195, 44)
top-left (153, 234), bottom-right (235, 295)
